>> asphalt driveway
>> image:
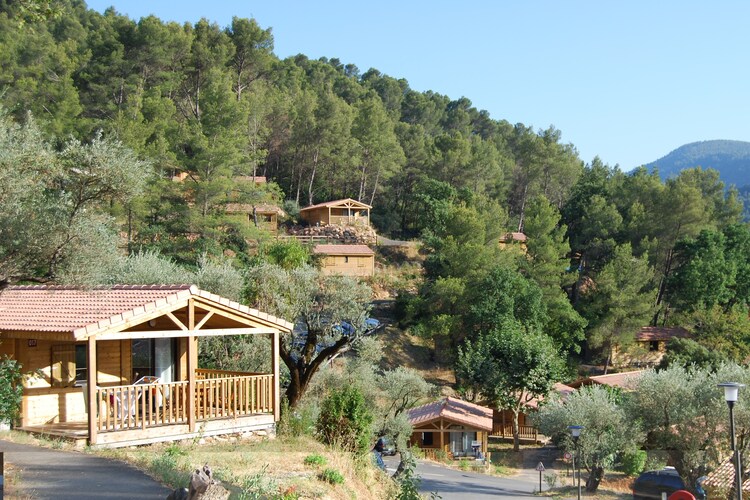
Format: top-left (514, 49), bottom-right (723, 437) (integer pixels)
top-left (385, 455), bottom-right (540, 500)
top-left (1, 440), bottom-right (171, 499)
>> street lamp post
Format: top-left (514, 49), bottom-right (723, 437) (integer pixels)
top-left (569, 425), bottom-right (583, 500)
top-left (719, 382), bottom-right (745, 500)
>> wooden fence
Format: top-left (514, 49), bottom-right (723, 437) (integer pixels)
top-left (95, 372), bottom-right (273, 432)
top-left (490, 424), bottom-right (539, 441)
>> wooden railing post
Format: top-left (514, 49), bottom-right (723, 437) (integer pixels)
top-left (187, 299), bottom-right (196, 432)
top-left (272, 330), bottom-right (280, 421)
top-left (87, 336), bottom-right (98, 445)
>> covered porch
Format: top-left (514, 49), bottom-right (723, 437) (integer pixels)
top-left (0, 285), bottom-right (292, 448)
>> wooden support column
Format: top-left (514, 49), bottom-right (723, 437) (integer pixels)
top-left (439, 419), bottom-right (444, 453)
top-left (187, 299), bottom-right (197, 432)
top-left (86, 336), bottom-right (98, 445)
top-left (272, 330), bottom-right (280, 421)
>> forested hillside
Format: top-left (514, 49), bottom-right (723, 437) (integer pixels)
top-left (646, 139), bottom-right (750, 187)
top-left (2, 0), bottom-right (750, 375)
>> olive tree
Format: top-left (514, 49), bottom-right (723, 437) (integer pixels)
top-left (535, 385), bottom-right (642, 492)
top-left (245, 262), bottom-right (373, 408)
top-left (624, 365), bottom-right (736, 488)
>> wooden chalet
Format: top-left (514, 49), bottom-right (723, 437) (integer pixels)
top-left (490, 383), bottom-right (575, 442)
top-left (612, 326), bottom-right (692, 368)
top-left (225, 203), bottom-right (285, 233)
top-left (300, 198), bottom-right (371, 227)
top-left (407, 397), bottom-right (492, 459)
top-left (313, 244), bottom-right (375, 277)
top-left (499, 232), bottom-right (528, 251)
top-left (0, 285), bottom-right (292, 448)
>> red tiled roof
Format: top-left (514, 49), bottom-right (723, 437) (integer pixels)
top-left (408, 397), bottom-right (493, 431)
top-left (312, 244), bottom-right (374, 256)
top-left (300, 198), bottom-right (372, 211)
top-left (568, 370), bottom-right (645, 390)
top-left (0, 285), bottom-right (293, 339)
top-left (526, 383), bottom-right (577, 409)
top-left (501, 232), bottom-right (528, 243)
top-left (703, 457), bottom-right (750, 495)
top-left (636, 326), bottom-right (692, 342)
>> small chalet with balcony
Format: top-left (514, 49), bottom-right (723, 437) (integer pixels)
top-left (0, 285), bottom-right (291, 448)
top-left (300, 198), bottom-right (371, 227)
top-left (408, 397), bottom-right (493, 459)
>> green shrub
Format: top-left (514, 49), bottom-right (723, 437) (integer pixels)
top-left (303, 454), bottom-right (327, 467)
top-left (621, 450), bottom-right (648, 476)
top-left (319, 468), bottom-right (344, 485)
top-left (434, 449), bottom-right (448, 462)
top-left (277, 400), bottom-right (317, 437)
top-left (316, 386), bottom-right (373, 453)
top-left (0, 356), bottom-right (23, 426)
top-left (458, 459), bottom-right (471, 471)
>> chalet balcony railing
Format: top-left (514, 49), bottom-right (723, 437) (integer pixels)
top-left (490, 424), bottom-right (539, 441)
top-left (95, 372), bottom-right (273, 433)
top-left (195, 374), bottom-right (273, 420)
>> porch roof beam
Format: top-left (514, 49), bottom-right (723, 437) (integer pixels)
top-left (97, 327), bottom-right (278, 340)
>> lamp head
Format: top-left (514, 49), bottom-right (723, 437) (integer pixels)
top-left (719, 382), bottom-right (745, 403)
top-left (568, 425), bottom-right (583, 439)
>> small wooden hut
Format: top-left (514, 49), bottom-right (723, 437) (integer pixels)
top-left (313, 244), bottom-right (375, 277)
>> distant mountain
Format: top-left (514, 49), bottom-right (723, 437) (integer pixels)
top-left (645, 140), bottom-right (750, 188)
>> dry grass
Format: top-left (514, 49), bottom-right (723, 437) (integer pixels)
top-left (97, 435), bottom-right (397, 499)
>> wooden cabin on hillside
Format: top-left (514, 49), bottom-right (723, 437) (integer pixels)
top-left (225, 203), bottom-right (285, 233)
top-left (300, 198), bottom-right (371, 227)
top-left (499, 232), bottom-right (528, 252)
top-left (313, 244), bottom-right (375, 277)
top-left (408, 397), bottom-right (493, 459)
top-left (611, 326), bottom-right (692, 368)
top-left (0, 285), bottom-right (291, 448)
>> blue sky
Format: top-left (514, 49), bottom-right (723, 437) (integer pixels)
top-left (86, 0), bottom-right (750, 170)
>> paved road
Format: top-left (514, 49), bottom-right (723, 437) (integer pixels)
top-left (385, 456), bottom-right (539, 500)
top-left (1, 440), bottom-right (171, 499)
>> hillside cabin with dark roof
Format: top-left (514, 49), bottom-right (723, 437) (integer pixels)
top-left (407, 397), bottom-right (493, 459)
top-left (612, 326), bottom-right (692, 368)
top-left (300, 198), bottom-right (371, 227)
top-left (0, 285), bottom-right (292, 448)
top-left (313, 244), bottom-right (375, 277)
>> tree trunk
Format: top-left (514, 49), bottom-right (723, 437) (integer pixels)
top-left (585, 466), bottom-right (604, 492)
top-left (512, 408), bottom-right (521, 452)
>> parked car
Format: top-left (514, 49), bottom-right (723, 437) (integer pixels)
top-left (632, 467), bottom-right (686, 500)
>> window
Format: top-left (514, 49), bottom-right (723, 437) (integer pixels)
top-left (649, 341), bottom-right (659, 352)
top-left (422, 432), bottom-right (434, 446)
top-left (75, 344), bottom-right (87, 382)
top-left (344, 256), bottom-right (349, 263)
top-left (51, 344), bottom-right (83, 387)
top-left (132, 338), bottom-right (176, 383)
top-left (132, 339), bottom-right (154, 382)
